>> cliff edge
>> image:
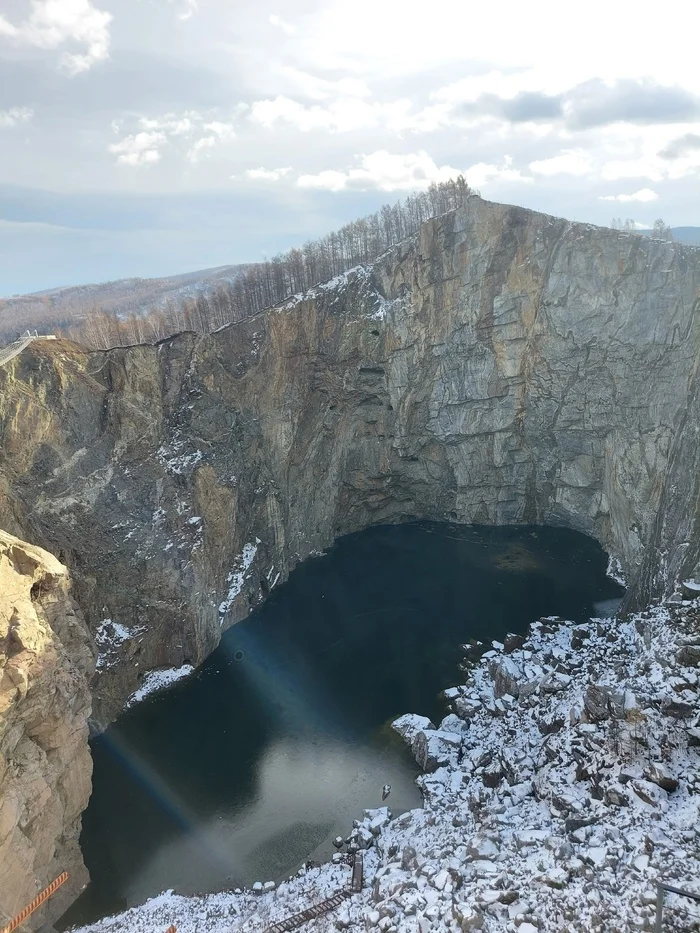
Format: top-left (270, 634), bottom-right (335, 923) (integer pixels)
top-left (0, 197), bottom-right (699, 722)
top-left (0, 531), bottom-right (94, 929)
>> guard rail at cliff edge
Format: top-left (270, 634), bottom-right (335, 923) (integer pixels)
top-left (0, 872), bottom-right (68, 933)
top-left (0, 332), bottom-right (57, 368)
top-left (259, 851), bottom-right (363, 933)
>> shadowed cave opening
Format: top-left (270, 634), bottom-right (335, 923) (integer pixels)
top-left (61, 521), bottom-right (624, 929)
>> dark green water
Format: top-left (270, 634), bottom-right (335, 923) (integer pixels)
top-left (64, 522), bottom-right (623, 928)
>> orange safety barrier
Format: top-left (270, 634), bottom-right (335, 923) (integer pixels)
top-left (1, 872), bottom-right (68, 933)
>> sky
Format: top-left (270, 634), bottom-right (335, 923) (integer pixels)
top-left (1, 0), bottom-right (700, 295)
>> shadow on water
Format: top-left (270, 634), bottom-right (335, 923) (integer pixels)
top-left (61, 521), bottom-right (624, 928)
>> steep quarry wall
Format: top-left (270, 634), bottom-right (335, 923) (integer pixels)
top-left (0, 530), bottom-right (94, 929)
top-left (0, 197), bottom-right (699, 724)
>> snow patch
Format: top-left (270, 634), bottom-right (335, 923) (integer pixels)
top-left (218, 541), bottom-right (259, 618)
top-left (95, 618), bottom-right (143, 670)
top-left (157, 432), bottom-right (203, 476)
top-left (606, 553), bottom-right (627, 587)
top-left (125, 665), bottom-right (194, 708)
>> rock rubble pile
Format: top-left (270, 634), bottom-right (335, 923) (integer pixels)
top-left (74, 600), bottom-right (700, 933)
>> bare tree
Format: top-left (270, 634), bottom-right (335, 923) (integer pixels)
top-left (61, 175), bottom-right (477, 349)
top-left (653, 218), bottom-right (675, 242)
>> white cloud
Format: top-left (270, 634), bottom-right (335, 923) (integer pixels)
top-left (246, 166), bottom-right (292, 181)
top-left (250, 94), bottom-right (419, 134)
top-left (298, 150), bottom-right (464, 192)
top-left (529, 150), bottom-right (593, 176)
top-left (109, 131), bottom-right (165, 166)
top-left (600, 188), bottom-right (658, 203)
top-left (187, 136), bottom-right (216, 161)
top-left (251, 95), bottom-right (355, 132)
top-left (434, 70), bottom-right (562, 105)
top-left (600, 147), bottom-right (700, 182)
top-left (170, 0), bottom-right (198, 20)
top-left (110, 111), bottom-right (240, 165)
top-left (0, 107), bottom-right (34, 128)
top-left (140, 114), bottom-right (196, 136)
top-left (299, 0), bottom-right (700, 96)
top-left (203, 121), bottom-right (236, 139)
top-left (464, 156), bottom-right (533, 188)
top-left (600, 158), bottom-right (664, 182)
top-left (273, 66), bottom-right (371, 102)
top-left (268, 14), bottom-right (296, 36)
top-left (0, 0), bottom-right (112, 74)
top-left (186, 121), bottom-right (236, 162)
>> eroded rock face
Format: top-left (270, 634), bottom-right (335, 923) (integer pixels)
top-left (0, 197), bottom-right (699, 721)
top-left (0, 530), bottom-right (94, 929)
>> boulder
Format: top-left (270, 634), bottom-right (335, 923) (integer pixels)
top-left (504, 633), bottom-right (526, 653)
top-left (452, 903), bottom-right (483, 931)
top-left (489, 657), bottom-right (523, 698)
top-left (515, 829), bottom-right (549, 849)
top-left (392, 713), bottom-right (435, 744)
top-left (604, 786), bottom-right (629, 807)
top-left (687, 727), bottom-right (700, 747)
top-left (473, 860), bottom-right (499, 878)
top-left (584, 684), bottom-right (613, 721)
top-left (644, 763), bottom-right (679, 792)
top-left (466, 835), bottom-right (500, 861)
top-left (538, 715), bottom-right (565, 734)
top-left (631, 779), bottom-right (668, 808)
top-left (412, 729), bottom-right (462, 772)
top-left (584, 846), bottom-right (608, 868)
top-left (565, 816), bottom-right (597, 833)
top-left (401, 845), bottom-right (417, 871)
top-left (681, 580), bottom-right (700, 600)
top-left (662, 699), bottom-right (694, 719)
top-left (677, 644), bottom-right (700, 666)
top-left (482, 759), bottom-right (504, 788)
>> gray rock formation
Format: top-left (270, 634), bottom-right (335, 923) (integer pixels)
top-left (0, 530), bottom-right (94, 929)
top-left (0, 196), bottom-right (699, 723)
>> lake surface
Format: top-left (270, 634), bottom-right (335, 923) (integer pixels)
top-left (64, 522), bottom-right (624, 927)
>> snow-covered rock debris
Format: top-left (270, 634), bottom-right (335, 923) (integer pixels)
top-left (72, 602), bottom-right (700, 933)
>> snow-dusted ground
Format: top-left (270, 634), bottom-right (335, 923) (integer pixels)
top-left (125, 664), bottom-right (194, 708)
top-left (73, 599), bottom-right (700, 933)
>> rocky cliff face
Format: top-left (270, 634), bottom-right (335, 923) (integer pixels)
top-left (0, 197), bottom-right (699, 723)
top-left (0, 530), bottom-right (94, 929)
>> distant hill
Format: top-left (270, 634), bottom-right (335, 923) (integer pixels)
top-left (669, 227), bottom-right (700, 246)
top-left (637, 227), bottom-right (700, 246)
top-left (0, 264), bottom-right (246, 342)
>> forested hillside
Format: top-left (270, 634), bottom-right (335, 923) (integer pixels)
top-left (2, 178), bottom-right (472, 350)
top-left (0, 265), bottom-right (244, 344)
top-left (6, 176), bottom-right (694, 351)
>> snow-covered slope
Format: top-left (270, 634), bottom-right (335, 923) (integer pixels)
top-left (72, 598), bottom-right (700, 933)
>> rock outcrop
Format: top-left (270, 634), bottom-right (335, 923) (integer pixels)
top-left (0, 196), bottom-right (699, 721)
top-left (0, 531), bottom-right (94, 929)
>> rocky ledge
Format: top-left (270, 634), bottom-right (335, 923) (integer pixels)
top-left (0, 531), bottom-right (95, 930)
top-left (72, 597), bottom-right (700, 933)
